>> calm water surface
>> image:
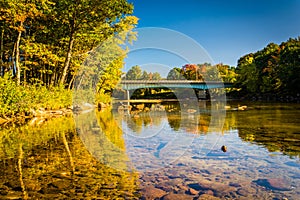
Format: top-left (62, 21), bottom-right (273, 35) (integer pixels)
top-left (0, 102), bottom-right (299, 199)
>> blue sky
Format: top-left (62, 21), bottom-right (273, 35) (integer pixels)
top-left (124, 0), bottom-right (300, 75)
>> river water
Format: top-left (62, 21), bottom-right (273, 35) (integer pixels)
top-left (0, 102), bottom-right (299, 199)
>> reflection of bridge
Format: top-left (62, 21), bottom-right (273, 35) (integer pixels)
top-left (120, 80), bottom-right (233, 90)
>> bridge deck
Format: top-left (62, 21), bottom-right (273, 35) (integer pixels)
top-left (120, 80), bottom-right (233, 90)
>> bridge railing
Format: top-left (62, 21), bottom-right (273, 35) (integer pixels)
top-left (119, 80), bottom-right (233, 90)
top-left (120, 80), bottom-right (225, 84)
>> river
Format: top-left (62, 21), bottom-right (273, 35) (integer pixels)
top-left (0, 101), bottom-right (299, 199)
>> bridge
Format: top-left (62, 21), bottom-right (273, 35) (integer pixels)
top-left (120, 80), bottom-right (233, 90)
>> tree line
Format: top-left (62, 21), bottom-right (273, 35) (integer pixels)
top-left (123, 65), bottom-right (162, 80)
top-left (0, 0), bottom-right (138, 118)
top-left (125, 63), bottom-right (237, 83)
top-left (125, 36), bottom-right (300, 100)
top-left (0, 0), bottom-right (138, 89)
top-left (235, 37), bottom-right (300, 98)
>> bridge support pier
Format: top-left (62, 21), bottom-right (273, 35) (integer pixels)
top-left (124, 89), bottom-right (130, 105)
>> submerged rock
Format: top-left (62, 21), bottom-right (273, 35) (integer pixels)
top-left (253, 178), bottom-right (291, 191)
top-left (161, 192), bottom-right (194, 200)
top-left (197, 194), bottom-right (221, 200)
top-left (141, 186), bottom-right (167, 199)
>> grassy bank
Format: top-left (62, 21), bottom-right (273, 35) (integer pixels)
top-left (0, 75), bottom-right (72, 120)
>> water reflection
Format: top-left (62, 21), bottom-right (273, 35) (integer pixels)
top-left (0, 103), bottom-right (300, 199)
top-left (116, 102), bottom-right (300, 159)
top-left (0, 116), bottom-right (139, 199)
top-left (233, 106), bottom-right (300, 158)
top-left (114, 102), bottom-right (300, 199)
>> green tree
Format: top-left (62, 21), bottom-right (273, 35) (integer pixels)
top-left (151, 72), bottom-right (162, 80)
top-left (236, 36), bottom-right (300, 97)
top-left (167, 67), bottom-right (182, 80)
top-left (125, 65), bottom-right (142, 80)
top-left (47, 0), bottom-right (135, 85)
top-left (277, 37), bottom-right (300, 94)
top-left (0, 0), bottom-right (138, 88)
top-left (0, 0), bottom-right (44, 85)
top-left (141, 71), bottom-right (150, 80)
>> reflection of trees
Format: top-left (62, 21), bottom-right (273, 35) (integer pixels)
top-left (179, 114), bottom-right (211, 134)
top-left (121, 103), bottom-right (215, 135)
top-left (232, 109), bottom-right (300, 158)
top-left (122, 112), bottom-right (164, 134)
top-left (17, 144), bottom-right (28, 200)
top-left (0, 115), bottom-right (139, 199)
top-left (223, 112), bottom-right (238, 132)
top-left (166, 112), bottom-right (181, 131)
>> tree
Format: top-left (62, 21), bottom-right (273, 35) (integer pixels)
top-left (75, 18), bottom-right (138, 103)
top-left (277, 37), bottom-right (300, 94)
top-left (235, 36), bottom-right (300, 97)
top-left (0, 0), bottom-right (44, 85)
top-left (0, 0), bottom-right (138, 89)
top-left (181, 64), bottom-right (204, 80)
top-left (167, 67), bottom-right (183, 80)
top-left (141, 71), bottom-right (150, 80)
top-left (125, 65), bottom-right (142, 80)
top-left (47, 0), bottom-right (135, 85)
top-left (151, 72), bottom-right (162, 80)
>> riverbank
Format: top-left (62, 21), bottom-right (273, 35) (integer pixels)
top-left (0, 107), bottom-right (73, 127)
top-left (0, 76), bottom-right (72, 126)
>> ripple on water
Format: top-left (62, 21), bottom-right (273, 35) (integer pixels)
top-left (284, 161), bottom-right (300, 168)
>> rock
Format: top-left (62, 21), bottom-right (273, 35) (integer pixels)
top-left (238, 105), bottom-right (247, 111)
top-left (188, 182), bottom-right (209, 191)
top-left (177, 184), bottom-right (188, 191)
top-left (141, 186), bottom-right (167, 199)
top-left (253, 178), bottom-right (291, 191)
top-left (188, 187), bottom-right (199, 195)
top-left (203, 190), bottom-right (214, 196)
top-left (229, 182), bottom-right (241, 187)
top-left (188, 179), bottom-right (237, 197)
top-left (197, 194), bottom-right (221, 200)
top-left (237, 188), bottom-right (249, 196)
top-left (187, 109), bottom-right (197, 113)
top-left (225, 105), bottom-right (231, 110)
top-left (165, 178), bottom-right (183, 186)
top-left (162, 193), bottom-right (194, 200)
top-left (155, 183), bottom-right (174, 193)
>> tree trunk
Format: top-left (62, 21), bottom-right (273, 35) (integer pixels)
top-left (15, 22), bottom-right (23, 85)
top-left (0, 29), bottom-right (3, 76)
top-left (60, 31), bottom-right (75, 85)
top-left (68, 72), bottom-right (76, 90)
